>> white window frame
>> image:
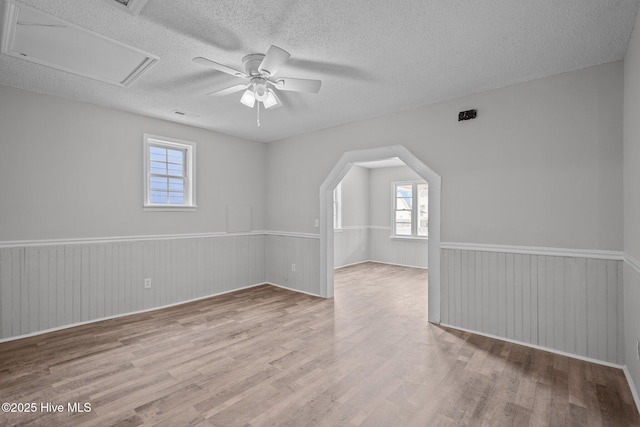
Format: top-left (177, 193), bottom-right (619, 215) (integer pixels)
top-left (143, 133), bottom-right (196, 211)
top-left (333, 182), bottom-right (342, 230)
top-left (391, 180), bottom-right (428, 239)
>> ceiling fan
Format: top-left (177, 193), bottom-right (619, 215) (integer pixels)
top-left (193, 45), bottom-right (321, 125)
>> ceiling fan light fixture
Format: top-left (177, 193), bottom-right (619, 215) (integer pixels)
top-left (240, 89), bottom-right (255, 108)
top-left (253, 80), bottom-right (268, 102)
top-left (263, 89), bottom-right (280, 109)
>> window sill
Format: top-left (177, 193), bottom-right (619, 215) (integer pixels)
top-left (143, 205), bottom-right (197, 212)
top-left (334, 228), bottom-right (343, 233)
top-left (390, 235), bottom-right (428, 241)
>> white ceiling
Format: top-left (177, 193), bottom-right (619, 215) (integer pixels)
top-left (0, 0), bottom-right (638, 143)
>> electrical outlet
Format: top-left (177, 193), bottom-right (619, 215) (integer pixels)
top-left (314, 219), bottom-right (319, 227)
top-left (291, 264), bottom-right (296, 272)
top-left (144, 278), bottom-right (152, 289)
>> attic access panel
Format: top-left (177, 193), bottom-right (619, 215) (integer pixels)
top-left (1, 0), bottom-right (158, 87)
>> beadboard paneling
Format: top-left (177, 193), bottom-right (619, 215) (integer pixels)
top-left (369, 228), bottom-right (428, 268)
top-left (334, 228), bottom-right (368, 268)
top-left (265, 234), bottom-right (320, 295)
top-left (334, 227), bottom-right (428, 269)
top-left (0, 234), bottom-right (266, 340)
top-left (441, 248), bottom-right (623, 364)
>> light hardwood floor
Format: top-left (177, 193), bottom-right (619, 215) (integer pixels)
top-left (0, 262), bottom-right (638, 426)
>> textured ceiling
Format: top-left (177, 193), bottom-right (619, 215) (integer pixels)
top-left (0, 0), bottom-right (638, 142)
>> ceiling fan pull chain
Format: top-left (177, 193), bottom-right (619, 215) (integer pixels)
top-left (257, 101), bottom-right (261, 127)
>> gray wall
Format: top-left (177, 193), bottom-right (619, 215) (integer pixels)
top-left (341, 165), bottom-right (370, 227)
top-left (368, 166), bottom-right (423, 227)
top-left (624, 5), bottom-right (640, 403)
top-left (0, 84), bottom-right (267, 241)
top-left (266, 61), bottom-right (623, 250)
top-left (334, 165), bottom-right (369, 267)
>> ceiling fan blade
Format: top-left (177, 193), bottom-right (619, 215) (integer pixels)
top-left (208, 84), bottom-right (249, 96)
top-left (274, 77), bottom-right (321, 93)
top-left (193, 57), bottom-right (247, 78)
top-left (258, 45), bottom-right (290, 77)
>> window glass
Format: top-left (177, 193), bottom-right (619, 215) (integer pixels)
top-left (144, 135), bottom-right (196, 210)
top-left (393, 181), bottom-right (428, 237)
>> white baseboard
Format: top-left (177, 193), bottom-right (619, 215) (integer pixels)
top-left (623, 366), bottom-right (640, 415)
top-left (335, 260), bottom-right (428, 270)
top-left (334, 260), bottom-right (370, 269)
top-left (439, 322), bottom-right (624, 369)
top-left (0, 282), bottom-right (268, 343)
top-left (265, 282), bottom-right (321, 297)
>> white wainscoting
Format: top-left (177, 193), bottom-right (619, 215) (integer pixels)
top-left (441, 246), bottom-right (624, 364)
top-left (369, 227), bottom-right (428, 269)
top-left (265, 233), bottom-right (321, 296)
top-left (334, 227), bottom-right (368, 268)
top-left (0, 233), bottom-right (266, 340)
top-left (334, 226), bottom-right (428, 269)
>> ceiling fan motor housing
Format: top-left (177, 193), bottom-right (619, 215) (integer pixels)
top-left (252, 78), bottom-right (268, 101)
top-left (242, 54), bottom-right (266, 76)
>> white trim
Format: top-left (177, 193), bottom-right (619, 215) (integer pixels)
top-left (0, 230), bottom-right (325, 248)
top-left (334, 260), bottom-right (370, 269)
top-left (0, 231), bottom-right (266, 248)
top-left (143, 133), bottom-right (196, 210)
top-left (265, 282), bottom-right (321, 297)
top-left (0, 281), bottom-right (268, 344)
top-left (258, 230), bottom-right (320, 239)
top-left (335, 225), bottom-right (393, 231)
top-left (333, 182), bottom-right (342, 230)
top-left (441, 242), bottom-right (623, 261)
top-left (143, 206), bottom-right (197, 212)
top-left (391, 180), bottom-right (428, 238)
top-left (335, 259), bottom-right (428, 270)
top-left (624, 366), bottom-right (640, 415)
top-left (625, 253), bottom-right (640, 276)
top-left (440, 322), bottom-right (624, 369)
top-left (319, 144), bottom-right (441, 323)
top-left (389, 235), bottom-right (428, 241)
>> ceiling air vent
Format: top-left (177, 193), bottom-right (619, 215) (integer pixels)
top-left (112, 0), bottom-right (149, 16)
top-left (1, 0), bottom-right (158, 87)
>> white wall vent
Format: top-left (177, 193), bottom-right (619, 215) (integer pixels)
top-left (1, 0), bottom-right (158, 87)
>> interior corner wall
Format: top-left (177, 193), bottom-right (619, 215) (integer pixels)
top-left (367, 165), bottom-right (428, 269)
top-left (334, 165), bottom-right (370, 267)
top-left (266, 61), bottom-right (625, 364)
top-left (624, 5), bottom-right (640, 401)
top-left (334, 164), bottom-right (429, 269)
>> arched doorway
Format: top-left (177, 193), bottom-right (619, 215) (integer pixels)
top-left (319, 145), bottom-right (441, 323)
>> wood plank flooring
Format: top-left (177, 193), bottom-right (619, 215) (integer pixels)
top-left (0, 262), bottom-right (638, 426)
